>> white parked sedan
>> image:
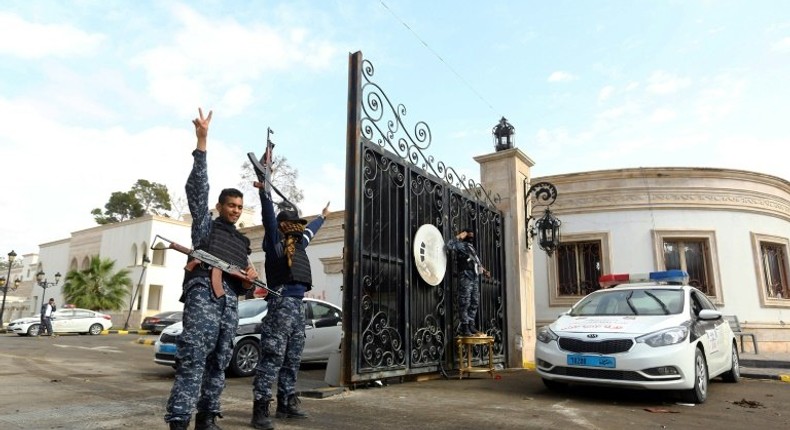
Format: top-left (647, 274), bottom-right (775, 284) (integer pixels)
top-left (154, 297), bottom-right (342, 377)
top-left (7, 308), bottom-right (114, 336)
top-left (535, 270), bottom-right (739, 404)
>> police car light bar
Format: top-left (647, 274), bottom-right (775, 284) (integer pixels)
top-left (598, 270), bottom-right (689, 288)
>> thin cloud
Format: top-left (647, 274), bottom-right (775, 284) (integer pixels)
top-left (650, 108), bottom-right (677, 123)
top-left (772, 37), bottom-right (790, 52)
top-left (694, 73), bottom-right (747, 122)
top-left (547, 71), bottom-right (577, 83)
top-left (0, 12), bottom-right (104, 59)
top-left (131, 4), bottom-right (339, 117)
top-left (598, 85), bottom-right (615, 102)
top-left (645, 71), bottom-right (692, 95)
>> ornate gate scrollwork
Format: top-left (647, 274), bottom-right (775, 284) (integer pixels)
top-left (343, 51), bottom-right (507, 383)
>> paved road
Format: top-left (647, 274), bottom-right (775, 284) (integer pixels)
top-left (1, 333), bottom-right (788, 429)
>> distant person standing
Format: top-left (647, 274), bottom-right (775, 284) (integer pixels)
top-left (40, 298), bottom-right (56, 336)
top-left (446, 228), bottom-right (490, 337)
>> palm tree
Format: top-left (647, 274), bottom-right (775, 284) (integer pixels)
top-left (63, 256), bottom-right (132, 311)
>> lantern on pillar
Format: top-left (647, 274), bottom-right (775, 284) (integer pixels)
top-left (492, 117), bottom-right (515, 151)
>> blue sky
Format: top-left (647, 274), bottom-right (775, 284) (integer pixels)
top-left (2, 0), bottom-right (789, 256)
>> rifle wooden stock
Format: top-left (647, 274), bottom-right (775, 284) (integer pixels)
top-left (167, 241), bottom-right (192, 256)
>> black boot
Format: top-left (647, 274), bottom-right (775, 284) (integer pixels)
top-left (276, 394), bottom-right (308, 419)
top-left (194, 411), bottom-right (222, 430)
top-left (168, 420), bottom-right (189, 430)
top-left (251, 398), bottom-right (274, 430)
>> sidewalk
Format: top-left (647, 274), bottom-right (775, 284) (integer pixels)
top-left (738, 351), bottom-right (790, 382)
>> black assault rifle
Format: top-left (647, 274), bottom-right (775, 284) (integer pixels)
top-left (152, 235), bottom-right (280, 297)
top-left (247, 127), bottom-right (299, 213)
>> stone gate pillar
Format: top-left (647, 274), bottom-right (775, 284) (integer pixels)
top-left (474, 148), bottom-right (536, 369)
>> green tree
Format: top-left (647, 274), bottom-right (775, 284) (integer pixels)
top-left (132, 179), bottom-right (172, 215)
top-left (92, 191), bottom-right (144, 224)
top-left (62, 256), bottom-right (131, 311)
top-left (91, 179), bottom-right (172, 224)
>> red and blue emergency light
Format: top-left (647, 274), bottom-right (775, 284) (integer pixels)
top-left (598, 270), bottom-right (689, 288)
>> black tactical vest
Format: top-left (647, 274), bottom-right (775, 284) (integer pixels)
top-left (265, 235), bottom-right (313, 290)
top-left (455, 242), bottom-right (479, 273)
top-left (184, 218), bottom-right (251, 294)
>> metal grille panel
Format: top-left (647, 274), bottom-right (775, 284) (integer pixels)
top-left (558, 337), bottom-right (634, 354)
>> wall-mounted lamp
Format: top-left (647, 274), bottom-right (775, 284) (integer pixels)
top-left (524, 180), bottom-right (561, 256)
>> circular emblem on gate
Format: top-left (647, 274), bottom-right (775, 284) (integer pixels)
top-left (413, 224), bottom-right (447, 286)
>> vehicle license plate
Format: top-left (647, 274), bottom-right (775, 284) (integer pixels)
top-left (567, 355), bottom-right (615, 368)
top-left (160, 344), bottom-right (177, 354)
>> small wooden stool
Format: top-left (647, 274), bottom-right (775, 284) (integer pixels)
top-left (456, 335), bottom-right (495, 379)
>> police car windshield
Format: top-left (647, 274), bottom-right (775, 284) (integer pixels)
top-left (570, 289), bottom-right (684, 316)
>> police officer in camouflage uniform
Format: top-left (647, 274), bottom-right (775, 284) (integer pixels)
top-left (446, 228), bottom-right (490, 337)
top-left (250, 180), bottom-right (330, 430)
top-left (165, 108), bottom-right (258, 430)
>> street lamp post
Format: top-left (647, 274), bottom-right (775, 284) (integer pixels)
top-left (0, 250), bottom-right (18, 326)
top-left (36, 271), bottom-right (62, 312)
top-left (124, 254), bottom-right (150, 330)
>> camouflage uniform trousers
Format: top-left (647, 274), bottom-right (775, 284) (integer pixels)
top-left (165, 281), bottom-right (238, 423)
top-left (252, 296), bottom-right (305, 401)
top-left (458, 272), bottom-right (480, 326)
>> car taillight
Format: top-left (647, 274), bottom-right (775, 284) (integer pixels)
top-left (102, 315), bottom-right (112, 320)
top-left (148, 318), bottom-right (160, 323)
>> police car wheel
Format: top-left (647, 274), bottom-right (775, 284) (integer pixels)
top-left (679, 348), bottom-right (708, 404)
top-left (721, 343), bottom-right (740, 383)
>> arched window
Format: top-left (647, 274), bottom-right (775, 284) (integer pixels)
top-left (152, 247), bottom-right (165, 266)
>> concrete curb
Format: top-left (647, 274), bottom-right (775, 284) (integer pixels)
top-left (1, 328), bottom-right (154, 335)
top-left (741, 371), bottom-right (790, 383)
top-left (101, 329), bottom-right (153, 335)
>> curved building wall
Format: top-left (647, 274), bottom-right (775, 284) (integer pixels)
top-left (532, 167), bottom-right (790, 353)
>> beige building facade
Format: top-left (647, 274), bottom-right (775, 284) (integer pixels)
top-left (8, 150), bottom-right (789, 360)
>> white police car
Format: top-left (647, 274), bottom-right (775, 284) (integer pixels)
top-left (535, 270), bottom-right (739, 403)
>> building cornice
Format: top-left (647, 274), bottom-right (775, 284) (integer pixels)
top-left (535, 167), bottom-right (790, 222)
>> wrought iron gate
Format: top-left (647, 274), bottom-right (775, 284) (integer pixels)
top-left (342, 52), bottom-right (506, 384)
